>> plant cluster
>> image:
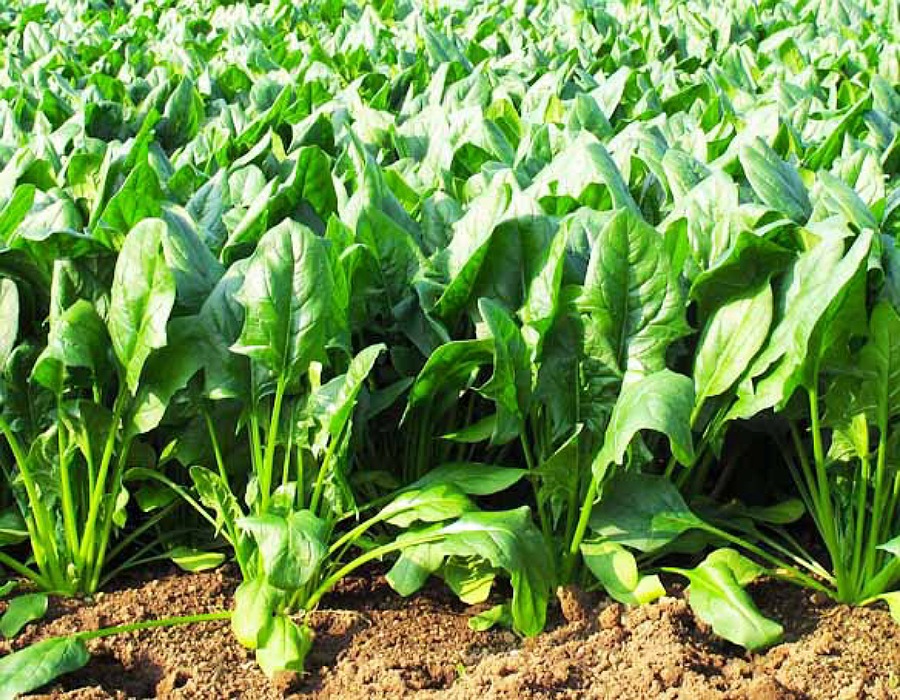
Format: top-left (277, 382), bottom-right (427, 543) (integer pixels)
top-left (0, 0), bottom-right (899, 693)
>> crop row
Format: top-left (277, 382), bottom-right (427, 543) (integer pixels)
top-left (0, 0), bottom-right (898, 694)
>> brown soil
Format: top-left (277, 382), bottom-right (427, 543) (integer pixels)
top-left (2, 565), bottom-right (899, 700)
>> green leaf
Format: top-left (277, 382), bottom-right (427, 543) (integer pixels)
top-left (849, 302), bottom-right (900, 430)
top-left (729, 229), bottom-right (873, 419)
top-left (476, 298), bottom-right (532, 443)
top-left (581, 541), bottom-right (665, 605)
top-left (579, 208), bottom-right (688, 376)
top-left (108, 218), bottom-right (177, 395)
top-left (33, 299), bottom-right (109, 391)
top-left (0, 593), bottom-right (48, 638)
top-left (410, 462), bottom-right (527, 496)
top-left (231, 219), bottom-right (345, 391)
top-left (232, 576), bottom-right (282, 650)
top-left (256, 616), bottom-right (313, 677)
top-left (440, 414), bottom-right (497, 443)
top-left (240, 511), bottom-right (327, 590)
top-left (379, 482), bottom-right (473, 528)
top-left (875, 592), bottom-right (900, 623)
top-left (468, 603), bottom-right (513, 632)
top-left (396, 507), bottom-right (553, 637)
top-left (406, 339), bottom-right (493, 413)
top-left (589, 472), bottom-right (703, 552)
top-left (689, 231), bottom-right (793, 315)
top-left (167, 547), bottom-right (226, 573)
top-left (668, 549), bottom-right (783, 650)
top-left (443, 558), bottom-right (496, 604)
top-left (0, 186), bottom-right (35, 244)
top-left (306, 344), bottom-right (384, 451)
top-left (96, 159), bottom-right (164, 248)
top-left (0, 278), bottom-right (18, 369)
top-left (595, 370), bottom-right (695, 473)
top-left (536, 427), bottom-right (582, 527)
top-left (694, 283), bottom-right (773, 403)
top-left (740, 137), bottom-right (810, 223)
top-left (0, 636), bottom-right (89, 700)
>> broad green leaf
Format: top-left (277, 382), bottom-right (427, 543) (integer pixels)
top-left (528, 135), bottom-right (639, 215)
top-left (96, 159), bottom-right (164, 248)
top-left (581, 541), bottom-right (666, 605)
top-left (536, 426), bottom-right (582, 527)
top-left (477, 298), bottom-right (532, 443)
top-left (689, 231), bottom-right (794, 315)
top-left (579, 208), bottom-right (688, 377)
top-left (876, 592), bottom-right (900, 624)
top-left (443, 558), bottom-right (496, 604)
top-left (406, 339), bottom-right (492, 413)
top-left (817, 172), bottom-right (877, 231)
top-left (0, 636), bottom-right (89, 700)
top-left (240, 511), bottom-right (327, 590)
top-left (306, 343), bottom-right (384, 451)
top-left (379, 482), bottom-right (473, 528)
top-left (0, 593), bottom-right (48, 638)
top-left (127, 318), bottom-right (205, 435)
top-left (386, 544), bottom-right (445, 596)
top-left (740, 137), bottom-right (810, 223)
top-left (589, 472), bottom-right (703, 552)
top-left (108, 219), bottom-right (176, 395)
top-left (848, 302), bottom-right (900, 430)
top-left (729, 228), bottom-right (873, 419)
top-left (256, 616), bottom-right (313, 677)
top-left (595, 370), bottom-right (695, 473)
top-left (33, 300), bottom-right (109, 391)
top-left (232, 576), bottom-right (282, 650)
top-left (167, 547), bottom-right (226, 573)
top-left (411, 462), bottom-right (527, 496)
top-left (694, 283), bottom-right (773, 403)
top-left (396, 507), bottom-right (553, 637)
top-left (440, 414), bottom-right (497, 443)
top-left (231, 220), bottom-right (345, 391)
top-left (0, 185), bottom-right (35, 243)
top-left (0, 508), bottom-right (27, 546)
top-left (668, 549), bottom-right (783, 650)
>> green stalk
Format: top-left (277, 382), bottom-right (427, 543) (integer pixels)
top-left (56, 403), bottom-right (80, 561)
top-left (851, 451), bottom-right (871, 592)
top-left (562, 443), bottom-right (580, 559)
top-left (700, 523), bottom-right (832, 595)
top-left (260, 376), bottom-right (288, 511)
top-left (75, 611), bottom-right (231, 642)
top-left (88, 437), bottom-right (136, 592)
top-left (864, 425), bottom-right (889, 583)
top-left (0, 416), bottom-right (64, 584)
top-left (203, 408), bottom-right (230, 487)
top-left (305, 531), bottom-right (446, 611)
top-left (563, 472), bottom-right (600, 582)
top-left (309, 422), bottom-right (347, 517)
top-left (807, 387), bottom-right (844, 597)
top-left (104, 504), bottom-right (177, 567)
top-left (0, 550), bottom-right (51, 590)
top-left (521, 434), bottom-right (550, 542)
top-left (77, 387), bottom-right (127, 574)
top-left (788, 421), bottom-right (825, 532)
top-left (282, 406), bottom-right (295, 488)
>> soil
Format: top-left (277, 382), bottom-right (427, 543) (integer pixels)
top-left (2, 565), bottom-right (899, 700)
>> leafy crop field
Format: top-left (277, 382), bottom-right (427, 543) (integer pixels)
top-left (0, 0), bottom-right (899, 696)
